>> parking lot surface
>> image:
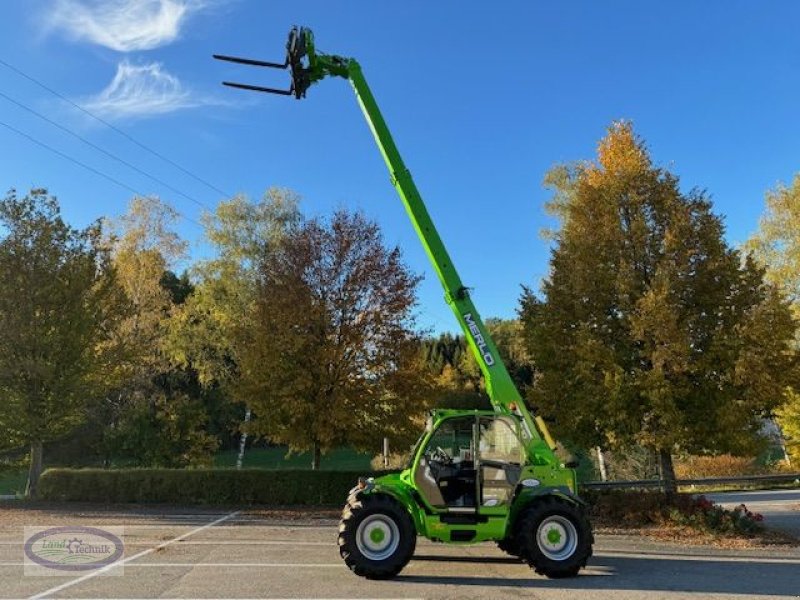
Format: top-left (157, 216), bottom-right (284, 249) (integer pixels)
top-left (1, 503), bottom-right (799, 599)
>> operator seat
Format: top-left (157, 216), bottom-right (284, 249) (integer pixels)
top-left (414, 456), bottom-right (446, 506)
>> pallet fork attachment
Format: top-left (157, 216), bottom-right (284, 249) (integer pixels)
top-left (213, 26), bottom-right (330, 99)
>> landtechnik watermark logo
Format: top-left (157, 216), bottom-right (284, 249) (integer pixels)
top-left (24, 526), bottom-right (124, 576)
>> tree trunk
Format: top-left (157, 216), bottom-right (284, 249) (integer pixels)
top-left (25, 440), bottom-right (44, 499)
top-left (311, 441), bottom-right (321, 471)
top-left (236, 408), bottom-right (252, 470)
top-left (596, 446), bottom-right (608, 481)
top-left (658, 448), bottom-right (677, 497)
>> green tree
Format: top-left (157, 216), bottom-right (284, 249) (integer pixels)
top-left (105, 196), bottom-right (187, 382)
top-left (160, 270), bottom-right (194, 305)
top-left (521, 123), bottom-right (797, 491)
top-left (239, 209), bottom-right (431, 469)
top-left (0, 189), bottom-right (122, 496)
top-left (165, 189), bottom-right (303, 463)
top-left (421, 319), bottom-right (532, 410)
top-left (746, 174), bottom-right (800, 319)
top-left (101, 196), bottom-right (220, 467)
top-left (168, 189), bottom-right (301, 387)
top-left (747, 174), bottom-right (800, 463)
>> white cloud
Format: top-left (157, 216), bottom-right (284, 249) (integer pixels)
top-left (82, 61), bottom-right (211, 119)
top-left (46, 0), bottom-right (210, 52)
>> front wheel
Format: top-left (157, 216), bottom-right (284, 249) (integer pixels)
top-left (338, 494), bottom-right (416, 579)
top-left (517, 496), bottom-right (593, 578)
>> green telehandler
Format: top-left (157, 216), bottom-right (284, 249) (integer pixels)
top-left (215, 26), bottom-right (593, 580)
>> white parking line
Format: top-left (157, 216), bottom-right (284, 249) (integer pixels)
top-left (113, 563), bottom-right (344, 568)
top-left (144, 540), bottom-right (333, 545)
top-left (27, 510), bottom-right (240, 600)
top-left (12, 524), bottom-right (338, 530)
top-left (3, 562), bottom-right (342, 568)
top-left (1, 540), bottom-right (332, 547)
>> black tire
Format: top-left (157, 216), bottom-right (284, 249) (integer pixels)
top-left (496, 536), bottom-right (525, 560)
top-left (338, 493), bottom-right (416, 579)
top-left (516, 495), bottom-right (593, 578)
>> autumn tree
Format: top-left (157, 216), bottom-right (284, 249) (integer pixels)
top-left (747, 174), bottom-right (800, 318)
top-left (521, 123), bottom-right (797, 492)
top-left (105, 196), bottom-right (186, 381)
top-left (164, 189), bottom-right (303, 468)
top-left (746, 174), bottom-right (800, 463)
top-left (102, 196), bottom-right (218, 467)
top-left (237, 209), bottom-right (431, 469)
top-left (0, 190), bottom-right (122, 496)
top-left (168, 189), bottom-right (301, 387)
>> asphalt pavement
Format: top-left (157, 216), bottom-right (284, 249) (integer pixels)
top-left (1, 499), bottom-right (799, 600)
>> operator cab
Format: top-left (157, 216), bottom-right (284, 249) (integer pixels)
top-left (413, 413), bottom-right (524, 510)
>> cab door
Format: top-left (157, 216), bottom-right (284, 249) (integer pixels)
top-left (477, 416), bottom-right (524, 508)
top-left (412, 415), bottom-right (477, 510)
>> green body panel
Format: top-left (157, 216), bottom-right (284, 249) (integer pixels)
top-left (363, 410), bottom-right (581, 543)
top-left (367, 471), bottom-right (506, 543)
top-left (367, 465), bottom-right (580, 543)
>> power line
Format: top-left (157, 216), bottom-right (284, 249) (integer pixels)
top-left (0, 118), bottom-right (204, 229)
top-left (0, 89), bottom-right (213, 212)
top-left (0, 57), bottom-right (231, 200)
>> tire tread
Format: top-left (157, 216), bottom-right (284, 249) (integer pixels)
top-left (338, 493), bottom-right (416, 579)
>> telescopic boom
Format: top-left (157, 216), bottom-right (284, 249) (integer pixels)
top-left (214, 26), bottom-right (558, 453)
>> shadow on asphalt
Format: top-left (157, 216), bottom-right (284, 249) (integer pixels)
top-left (412, 554), bottom-right (523, 565)
top-left (400, 555), bottom-right (799, 596)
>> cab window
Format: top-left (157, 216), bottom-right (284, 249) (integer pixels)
top-left (478, 417), bottom-right (522, 464)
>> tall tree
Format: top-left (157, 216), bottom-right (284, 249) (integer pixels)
top-left (521, 123), bottom-right (797, 491)
top-left (238, 210), bottom-right (431, 469)
top-left (165, 189), bottom-right (303, 463)
top-left (168, 189), bottom-right (301, 387)
top-left (746, 174), bottom-right (800, 319)
top-left (0, 189), bottom-right (122, 496)
top-left (747, 174), bottom-right (800, 463)
top-left (102, 197), bottom-right (221, 467)
top-left (105, 196), bottom-right (187, 383)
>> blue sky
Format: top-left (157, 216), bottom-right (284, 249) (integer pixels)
top-left (1, 1), bottom-right (799, 333)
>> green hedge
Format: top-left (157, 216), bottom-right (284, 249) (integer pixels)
top-left (38, 468), bottom-right (379, 505)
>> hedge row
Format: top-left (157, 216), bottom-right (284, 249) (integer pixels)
top-left (38, 468), bottom-right (379, 505)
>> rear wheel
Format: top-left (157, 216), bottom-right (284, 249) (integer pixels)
top-left (338, 494), bottom-right (416, 579)
top-left (496, 536), bottom-right (525, 560)
top-left (517, 496), bottom-right (593, 578)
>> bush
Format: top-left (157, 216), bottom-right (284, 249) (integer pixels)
top-left (582, 489), bottom-right (685, 527)
top-left (104, 393), bottom-right (219, 468)
top-left (673, 454), bottom-right (763, 479)
top-left (38, 468), bottom-right (381, 505)
top-left (669, 495), bottom-right (765, 535)
top-left (583, 489), bottom-right (765, 537)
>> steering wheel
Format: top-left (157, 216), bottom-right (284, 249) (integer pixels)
top-left (430, 446), bottom-right (452, 465)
